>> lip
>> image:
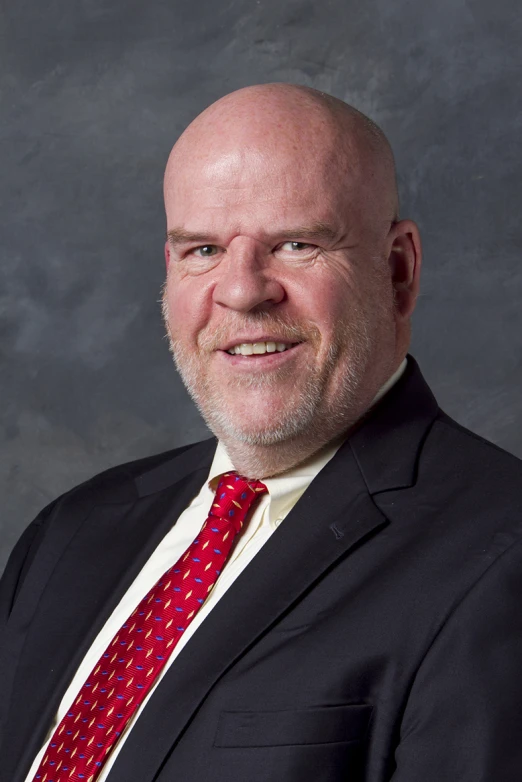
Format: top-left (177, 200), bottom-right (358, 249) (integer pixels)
top-left (218, 336), bottom-right (301, 352)
top-left (216, 341), bottom-right (304, 369)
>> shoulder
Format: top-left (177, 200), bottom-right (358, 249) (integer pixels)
top-left (372, 398), bottom-right (522, 574)
top-left (56, 436), bottom-right (218, 510)
top-left (396, 408), bottom-right (522, 559)
top-left (17, 437), bottom-right (217, 534)
top-left (1, 437), bottom-right (217, 591)
top-left (428, 409), bottom-right (522, 493)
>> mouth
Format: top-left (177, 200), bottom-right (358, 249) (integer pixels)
top-left (223, 340), bottom-right (300, 356)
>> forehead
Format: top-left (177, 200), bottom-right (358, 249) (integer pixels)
top-left (164, 141), bottom-right (360, 233)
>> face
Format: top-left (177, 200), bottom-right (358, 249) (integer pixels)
top-left (162, 138), bottom-right (400, 451)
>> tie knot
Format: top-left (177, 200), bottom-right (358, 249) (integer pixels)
top-left (211, 471), bottom-right (268, 532)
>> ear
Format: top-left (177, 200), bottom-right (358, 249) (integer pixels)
top-left (164, 240), bottom-right (171, 272)
top-left (386, 219), bottom-right (422, 320)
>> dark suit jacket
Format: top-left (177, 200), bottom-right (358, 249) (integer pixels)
top-left (2, 356), bottom-right (522, 782)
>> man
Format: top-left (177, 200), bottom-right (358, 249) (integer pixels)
top-left (1, 83), bottom-right (522, 782)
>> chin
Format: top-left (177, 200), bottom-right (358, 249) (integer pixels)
top-left (201, 399), bottom-right (319, 447)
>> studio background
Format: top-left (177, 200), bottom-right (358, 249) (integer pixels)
top-left (1, 0), bottom-right (521, 575)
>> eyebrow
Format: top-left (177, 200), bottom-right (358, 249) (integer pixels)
top-left (166, 228), bottom-right (217, 245)
top-left (166, 222), bottom-right (339, 246)
top-left (276, 223), bottom-right (339, 243)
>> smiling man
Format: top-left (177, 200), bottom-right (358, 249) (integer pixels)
top-left (161, 85), bottom-right (417, 478)
top-left (2, 84), bottom-right (522, 782)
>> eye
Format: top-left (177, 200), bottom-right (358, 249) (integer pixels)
top-left (192, 245), bottom-right (219, 257)
top-left (280, 241), bottom-right (312, 252)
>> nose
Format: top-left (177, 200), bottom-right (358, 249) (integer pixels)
top-left (212, 237), bottom-right (285, 313)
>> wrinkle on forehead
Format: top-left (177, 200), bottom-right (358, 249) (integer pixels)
top-left (164, 83), bottom-right (399, 229)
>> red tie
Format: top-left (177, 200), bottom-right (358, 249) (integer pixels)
top-left (32, 471), bottom-right (268, 782)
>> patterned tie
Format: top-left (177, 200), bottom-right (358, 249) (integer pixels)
top-left (32, 471), bottom-right (268, 782)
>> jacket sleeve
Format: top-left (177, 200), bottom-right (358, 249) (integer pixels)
top-left (391, 536), bottom-right (522, 781)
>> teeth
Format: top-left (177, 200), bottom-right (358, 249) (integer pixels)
top-left (226, 341), bottom-right (293, 356)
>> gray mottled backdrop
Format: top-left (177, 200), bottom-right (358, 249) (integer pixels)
top-left (1, 0), bottom-right (521, 574)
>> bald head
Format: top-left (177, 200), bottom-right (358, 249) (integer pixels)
top-left (164, 83), bottom-right (399, 231)
top-left (161, 83), bottom-right (421, 476)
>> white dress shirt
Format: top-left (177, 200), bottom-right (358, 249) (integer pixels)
top-left (24, 358), bottom-right (407, 782)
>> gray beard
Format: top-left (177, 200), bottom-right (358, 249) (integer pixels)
top-left (163, 306), bottom-right (373, 451)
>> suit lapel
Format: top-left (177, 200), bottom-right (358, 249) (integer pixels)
top-left (107, 441), bottom-right (388, 782)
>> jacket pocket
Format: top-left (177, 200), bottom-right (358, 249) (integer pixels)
top-left (214, 703), bottom-right (372, 748)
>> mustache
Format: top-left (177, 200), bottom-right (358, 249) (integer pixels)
top-left (196, 312), bottom-right (322, 352)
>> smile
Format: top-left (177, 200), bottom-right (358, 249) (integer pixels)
top-left (226, 341), bottom-right (298, 356)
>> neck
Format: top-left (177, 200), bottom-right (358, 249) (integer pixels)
top-left (216, 394), bottom-right (376, 478)
top-left (220, 432), bottom-right (346, 480)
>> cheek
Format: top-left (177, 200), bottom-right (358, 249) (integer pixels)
top-left (304, 284), bottom-right (352, 335)
top-left (165, 281), bottom-right (205, 341)
top-left (294, 259), bottom-right (361, 327)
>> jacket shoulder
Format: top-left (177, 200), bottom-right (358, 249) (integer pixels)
top-left (61, 437), bottom-right (217, 507)
top-left (419, 409), bottom-right (522, 515)
top-left (435, 409), bottom-right (522, 471)
top-left (0, 438), bottom-right (217, 598)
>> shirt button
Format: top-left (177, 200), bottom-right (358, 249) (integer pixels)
top-left (274, 518), bottom-right (283, 527)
